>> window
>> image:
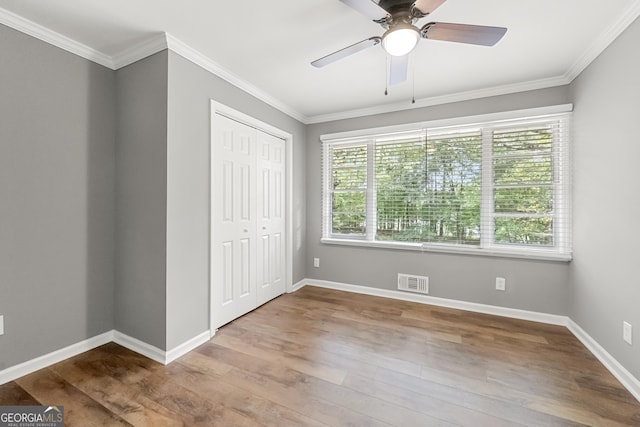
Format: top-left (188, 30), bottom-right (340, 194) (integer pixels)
top-left (321, 107), bottom-right (571, 260)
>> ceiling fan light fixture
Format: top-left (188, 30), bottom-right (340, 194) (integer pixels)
top-left (382, 25), bottom-right (420, 56)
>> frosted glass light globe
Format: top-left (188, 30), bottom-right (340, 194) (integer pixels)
top-left (382, 26), bottom-right (420, 56)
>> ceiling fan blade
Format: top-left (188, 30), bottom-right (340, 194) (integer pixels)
top-left (339, 0), bottom-right (389, 21)
top-left (389, 55), bottom-right (409, 86)
top-left (421, 22), bottom-right (507, 46)
top-left (412, 0), bottom-right (447, 15)
top-left (311, 37), bottom-right (382, 68)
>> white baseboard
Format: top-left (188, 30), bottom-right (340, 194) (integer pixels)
top-left (0, 328), bottom-right (214, 385)
top-left (112, 331), bottom-right (167, 365)
top-left (0, 330), bottom-right (113, 385)
top-left (567, 319), bottom-right (640, 402)
top-left (3, 284), bottom-right (638, 405)
top-left (165, 330), bottom-right (210, 364)
top-left (305, 279), bottom-right (568, 326)
top-left (288, 279), bottom-right (308, 293)
top-left (113, 330), bottom-right (212, 365)
top-left (303, 278), bottom-right (640, 403)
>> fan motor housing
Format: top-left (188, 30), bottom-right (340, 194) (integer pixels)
top-left (377, 0), bottom-right (415, 12)
top-left (376, 0), bottom-right (421, 26)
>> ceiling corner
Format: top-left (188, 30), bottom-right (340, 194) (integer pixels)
top-left (111, 32), bottom-right (169, 70)
top-left (164, 33), bottom-right (309, 124)
top-left (0, 5), bottom-right (113, 68)
top-left (564, 0), bottom-right (640, 82)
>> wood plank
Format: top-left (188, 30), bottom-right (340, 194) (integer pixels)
top-left (374, 362), bottom-right (591, 427)
top-left (133, 367), bottom-right (259, 426)
top-left (0, 382), bottom-right (41, 405)
top-left (211, 330), bottom-right (348, 385)
top-left (194, 343), bottom-right (397, 426)
top-left (2, 286), bottom-right (639, 426)
top-left (49, 355), bottom-right (186, 426)
top-left (342, 373), bottom-right (528, 427)
top-left (165, 361), bottom-right (326, 427)
top-left (15, 369), bottom-right (132, 426)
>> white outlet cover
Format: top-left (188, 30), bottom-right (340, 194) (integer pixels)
top-left (496, 277), bottom-right (506, 291)
top-left (0, 315), bottom-right (4, 336)
top-left (313, 258), bottom-right (320, 268)
top-left (623, 321), bottom-right (632, 345)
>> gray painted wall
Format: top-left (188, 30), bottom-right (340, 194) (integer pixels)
top-left (2, 8), bottom-right (639, 391)
top-left (569, 16), bottom-right (640, 379)
top-left (306, 87), bottom-right (573, 315)
top-left (114, 51), bottom-right (168, 350)
top-left (112, 50), bottom-right (307, 352)
top-left (0, 24), bottom-right (115, 369)
top-left (165, 51), bottom-right (307, 349)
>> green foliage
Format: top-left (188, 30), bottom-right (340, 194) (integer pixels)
top-left (492, 128), bottom-right (554, 246)
top-left (495, 217), bottom-right (553, 246)
top-left (331, 145), bottom-right (367, 235)
top-left (375, 135), bottom-right (482, 245)
top-left (329, 126), bottom-right (556, 247)
top-left (332, 191), bottom-right (366, 235)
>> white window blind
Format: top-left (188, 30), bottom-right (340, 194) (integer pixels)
top-left (375, 130), bottom-right (483, 245)
top-left (322, 109), bottom-right (572, 260)
top-left (328, 143), bottom-right (368, 237)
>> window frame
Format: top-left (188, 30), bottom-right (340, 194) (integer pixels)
top-left (320, 105), bottom-right (573, 261)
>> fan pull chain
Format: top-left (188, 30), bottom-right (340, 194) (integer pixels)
top-left (411, 56), bottom-right (416, 104)
top-left (384, 55), bottom-right (389, 96)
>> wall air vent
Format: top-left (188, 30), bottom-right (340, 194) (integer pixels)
top-left (397, 273), bottom-right (429, 294)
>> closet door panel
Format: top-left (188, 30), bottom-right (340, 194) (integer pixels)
top-left (256, 132), bottom-right (286, 306)
top-left (212, 115), bottom-right (257, 329)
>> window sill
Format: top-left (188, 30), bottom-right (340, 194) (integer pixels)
top-left (320, 238), bottom-right (572, 262)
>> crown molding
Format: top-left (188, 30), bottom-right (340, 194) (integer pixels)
top-left (111, 32), bottom-right (168, 69)
top-left (564, 0), bottom-right (640, 82)
top-left (306, 0), bottom-right (640, 124)
top-left (164, 34), bottom-right (307, 123)
top-left (0, 6), bottom-right (113, 68)
top-left (3, 1), bottom-right (640, 124)
top-left (0, 7), bottom-right (307, 122)
top-left (305, 75), bottom-right (570, 124)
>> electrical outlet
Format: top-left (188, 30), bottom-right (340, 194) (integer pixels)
top-left (623, 321), bottom-right (632, 345)
top-left (313, 258), bottom-right (320, 268)
top-left (495, 277), bottom-right (506, 291)
top-left (0, 315), bottom-right (4, 336)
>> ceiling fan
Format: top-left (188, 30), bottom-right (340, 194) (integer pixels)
top-left (311, 0), bottom-right (507, 86)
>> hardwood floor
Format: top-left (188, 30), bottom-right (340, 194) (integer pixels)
top-left (2, 286), bottom-right (640, 426)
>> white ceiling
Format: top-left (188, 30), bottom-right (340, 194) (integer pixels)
top-left (1, 0), bottom-right (639, 123)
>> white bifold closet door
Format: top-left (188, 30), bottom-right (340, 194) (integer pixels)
top-left (256, 130), bottom-right (286, 306)
top-left (211, 114), bottom-right (286, 330)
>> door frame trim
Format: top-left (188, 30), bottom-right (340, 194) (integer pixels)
top-left (209, 101), bottom-right (293, 336)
